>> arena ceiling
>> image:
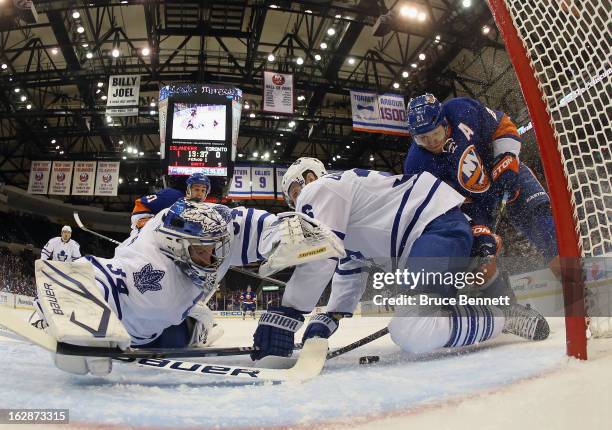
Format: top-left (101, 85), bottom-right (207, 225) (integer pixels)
top-left (0, 0), bottom-right (529, 211)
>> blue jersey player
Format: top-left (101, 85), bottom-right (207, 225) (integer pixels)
top-left (241, 286), bottom-right (257, 320)
top-left (403, 95), bottom-right (558, 278)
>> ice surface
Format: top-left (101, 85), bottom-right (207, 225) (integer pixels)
top-left (1, 311), bottom-right (610, 429)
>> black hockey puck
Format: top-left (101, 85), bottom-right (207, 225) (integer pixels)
top-left (359, 355), bottom-right (380, 365)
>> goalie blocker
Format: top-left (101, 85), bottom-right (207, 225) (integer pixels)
top-left (34, 259), bottom-right (131, 376)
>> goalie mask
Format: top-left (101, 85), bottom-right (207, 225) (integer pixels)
top-left (156, 199), bottom-right (230, 290)
top-left (281, 157), bottom-right (327, 209)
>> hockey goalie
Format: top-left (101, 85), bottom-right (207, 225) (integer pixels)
top-left (31, 199), bottom-right (344, 376)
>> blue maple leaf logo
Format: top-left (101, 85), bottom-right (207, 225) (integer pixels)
top-left (133, 263), bottom-right (165, 294)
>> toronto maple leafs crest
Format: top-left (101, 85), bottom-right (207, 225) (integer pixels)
top-left (133, 263), bottom-right (165, 294)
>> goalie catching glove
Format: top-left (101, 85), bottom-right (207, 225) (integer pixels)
top-left (259, 211), bottom-right (345, 277)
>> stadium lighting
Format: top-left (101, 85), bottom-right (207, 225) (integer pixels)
top-left (55, 146), bottom-right (60, 150)
top-left (150, 101), bottom-right (156, 107)
top-left (296, 57), bottom-right (304, 65)
top-left (1, 64), bottom-right (7, 69)
top-left (314, 54), bottom-right (322, 61)
top-left (59, 151), bottom-right (64, 155)
top-left (134, 178), bottom-right (139, 182)
top-left (273, 149), bottom-right (278, 154)
top-left (462, 0), bottom-right (472, 7)
top-left (101, 95), bottom-right (107, 100)
top-left (119, 140), bottom-right (124, 144)
top-left (271, 160), bottom-right (275, 164)
top-left (402, 70), bottom-right (409, 78)
top-left (106, 115), bottom-right (113, 123)
top-left (20, 95), bottom-right (26, 102)
top-left (72, 11), bottom-right (80, 19)
top-left (82, 43), bottom-right (88, 47)
top-left (253, 151), bottom-right (259, 157)
top-left (346, 145), bottom-right (351, 149)
top-left (122, 156), bottom-right (127, 160)
top-left (400, 6), bottom-right (418, 18)
top-left (417, 12), bottom-right (427, 22)
top-left (77, 26), bottom-right (85, 34)
top-left (97, 82), bottom-right (104, 87)
top-left (320, 42), bottom-right (328, 49)
top-left (419, 53), bottom-right (426, 61)
top-left (393, 82), bottom-right (400, 89)
top-left (332, 156), bottom-right (336, 161)
top-left (244, 103), bottom-right (250, 110)
top-left (348, 57), bottom-right (356, 65)
top-left (369, 155), bottom-right (374, 161)
top-left (305, 9), bottom-right (312, 14)
top-left (276, 141), bottom-right (282, 146)
top-left (435, 34), bottom-right (441, 41)
top-left (482, 25), bottom-right (491, 35)
top-left (411, 63), bottom-right (417, 68)
top-left (26, 104), bottom-right (32, 110)
top-left (288, 121), bottom-right (296, 127)
top-left (327, 28), bottom-right (336, 36)
top-left (238, 153), bottom-right (244, 158)
top-left (139, 152), bottom-right (144, 156)
top-left (335, 14), bottom-right (341, 19)
top-left (14, 88), bottom-right (20, 93)
top-left (149, 110), bottom-right (156, 115)
top-left (267, 53), bottom-right (275, 62)
top-left (111, 48), bottom-right (120, 58)
top-left (249, 113), bottom-right (256, 118)
top-left (263, 152), bottom-right (270, 159)
top-left (86, 52), bottom-right (93, 59)
top-left (51, 48), bottom-right (59, 55)
top-left (297, 95), bottom-right (305, 101)
top-left (119, 178), bottom-right (123, 184)
top-left (269, 4), bottom-right (279, 9)
top-left (141, 47), bottom-right (150, 56)
top-left (51, 139), bottom-right (56, 144)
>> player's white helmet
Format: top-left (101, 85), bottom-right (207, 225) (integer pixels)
top-left (155, 199), bottom-right (231, 290)
top-left (281, 157), bottom-right (327, 208)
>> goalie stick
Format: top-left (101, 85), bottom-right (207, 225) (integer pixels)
top-left (0, 307), bottom-right (327, 382)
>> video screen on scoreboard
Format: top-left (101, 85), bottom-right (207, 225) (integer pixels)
top-left (171, 103), bottom-right (227, 142)
top-left (165, 100), bottom-right (231, 177)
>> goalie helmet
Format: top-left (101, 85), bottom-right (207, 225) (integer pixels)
top-left (406, 93), bottom-right (446, 136)
top-left (155, 199), bottom-right (230, 290)
top-left (281, 157), bottom-right (327, 209)
top-left (186, 173), bottom-right (210, 200)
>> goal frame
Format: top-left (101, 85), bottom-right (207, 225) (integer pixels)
top-left (487, 0), bottom-right (588, 359)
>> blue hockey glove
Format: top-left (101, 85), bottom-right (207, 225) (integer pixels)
top-left (491, 153), bottom-right (519, 200)
top-left (302, 313), bottom-right (348, 342)
top-left (251, 306), bottom-right (304, 360)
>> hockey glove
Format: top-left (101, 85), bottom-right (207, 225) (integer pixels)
top-left (491, 153), bottom-right (520, 201)
top-left (251, 306), bottom-right (304, 360)
top-left (302, 312), bottom-right (348, 342)
top-left (471, 225), bottom-right (502, 285)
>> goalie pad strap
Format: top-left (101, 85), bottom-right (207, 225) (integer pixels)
top-left (258, 312), bottom-right (304, 332)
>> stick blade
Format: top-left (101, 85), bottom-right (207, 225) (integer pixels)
top-left (283, 337), bottom-right (328, 381)
top-left (0, 307), bottom-right (57, 352)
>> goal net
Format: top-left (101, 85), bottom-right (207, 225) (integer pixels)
top-left (487, 0), bottom-right (611, 358)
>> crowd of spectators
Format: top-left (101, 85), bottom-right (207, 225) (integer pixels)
top-left (0, 247), bottom-right (36, 296)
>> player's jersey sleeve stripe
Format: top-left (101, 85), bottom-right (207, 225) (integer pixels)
top-left (390, 173), bottom-right (420, 260)
top-left (85, 256), bottom-right (123, 320)
top-left (493, 136), bottom-right (521, 157)
top-left (332, 230), bottom-right (346, 240)
top-left (241, 208), bottom-right (254, 265)
top-left (397, 179), bottom-right (442, 260)
top-left (255, 212), bottom-right (272, 260)
top-left (492, 114), bottom-right (520, 141)
top-left (335, 267), bottom-right (362, 275)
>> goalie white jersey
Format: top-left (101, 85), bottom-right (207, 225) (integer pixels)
top-left (282, 169), bottom-right (465, 312)
top-left (84, 206), bottom-right (277, 345)
top-left (41, 237), bottom-right (81, 262)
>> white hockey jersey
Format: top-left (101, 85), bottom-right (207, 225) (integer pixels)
top-left (41, 237), bottom-right (81, 262)
top-left (281, 169), bottom-right (465, 313)
top-left (82, 205), bottom-right (277, 345)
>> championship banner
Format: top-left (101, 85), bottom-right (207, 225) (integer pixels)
top-left (71, 161), bottom-right (97, 195)
top-left (263, 71), bottom-right (294, 114)
top-left (49, 161), bottom-right (74, 195)
top-left (377, 93), bottom-right (409, 136)
top-left (275, 166), bottom-right (288, 201)
top-left (106, 75), bottom-right (141, 116)
top-left (251, 167), bottom-right (275, 199)
top-left (227, 166), bottom-right (252, 199)
top-left (350, 90), bottom-right (382, 133)
top-left (350, 91), bottom-right (409, 136)
top-left (27, 160), bottom-right (51, 194)
top-left (94, 161), bottom-right (120, 196)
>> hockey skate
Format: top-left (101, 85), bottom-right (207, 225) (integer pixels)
top-left (502, 303), bottom-right (550, 341)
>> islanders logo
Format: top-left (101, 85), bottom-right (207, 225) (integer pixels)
top-left (102, 173), bottom-right (112, 183)
top-left (457, 145), bottom-right (490, 193)
top-left (34, 172), bottom-right (43, 181)
top-left (56, 172), bottom-right (65, 182)
top-left (272, 74), bottom-right (285, 85)
top-left (80, 173), bottom-right (89, 182)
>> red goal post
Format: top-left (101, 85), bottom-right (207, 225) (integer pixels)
top-left (487, 0), bottom-right (612, 359)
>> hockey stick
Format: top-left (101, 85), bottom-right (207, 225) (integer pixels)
top-left (0, 308), bottom-right (327, 382)
top-left (73, 212), bottom-right (121, 245)
top-left (326, 327), bottom-right (389, 359)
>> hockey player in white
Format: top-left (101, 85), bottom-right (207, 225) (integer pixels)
top-left (250, 157), bottom-right (549, 360)
top-left (41, 225), bottom-right (81, 262)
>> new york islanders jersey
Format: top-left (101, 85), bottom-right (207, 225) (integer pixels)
top-left (281, 169), bottom-right (465, 312)
top-left (131, 188), bottom-right (184, 228)
top-left (41, 237), bottom-right (81, 262)
top-left (241, 291), bottom-right (256, 304)
top-left (86, 205), bottom-right (277, 345)
top-left (403, 97), bottom-right (522, 225)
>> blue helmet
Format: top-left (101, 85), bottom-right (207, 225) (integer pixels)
top-left (186, 173), bottom-right (210, 199)
top-left (406, 94), bottom-right (445, 135)
top-left (156, 199), bottom-right (229, 289)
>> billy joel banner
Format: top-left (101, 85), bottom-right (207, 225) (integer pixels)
top-left (49, 161), bottom-right (74, 195)
top-left (71, 161), bottom-right (97, 196)
top-left (227, 166), bottom-right (252, 199)
top-left (263, 71), bottom-right (294, 114)
top-left (94, 161), bottom-right (120, 196)
top-left (106, 75), bottom-right (141, 116)
top-left (27, 161), bottom-right (52, 194)
top-left (350, 91), bottom-right (409, 136)
top-left (251, 167), bottom-right (275, 199)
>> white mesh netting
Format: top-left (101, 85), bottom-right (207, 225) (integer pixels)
top-left (500, 0), bottom-right (611, 258)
